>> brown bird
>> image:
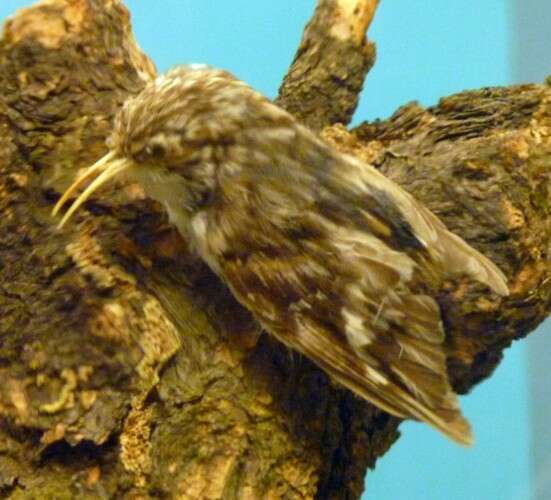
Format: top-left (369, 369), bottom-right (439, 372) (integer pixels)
top-left (53, 65), bottom-right (508, 445)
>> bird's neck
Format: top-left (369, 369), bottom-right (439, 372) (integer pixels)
top-left (127, 164), bottom-right (216, 261)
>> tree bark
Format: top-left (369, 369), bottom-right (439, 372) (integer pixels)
top-left (0, 1), bottom-right (549, 499)
top-left (277, 0), bottom-right (378, 130)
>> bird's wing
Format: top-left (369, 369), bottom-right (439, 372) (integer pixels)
top-left (203, 133), bottom-right (508, 445)
top-left (330, 154), bottom-right (509, 296)
top-left (211, 185), bottom-right (473, 444)
top-left (219, 225), bottom-right (472, 444)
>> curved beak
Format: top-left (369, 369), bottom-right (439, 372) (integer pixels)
top-left (52, 151), bottom-right (134, 229)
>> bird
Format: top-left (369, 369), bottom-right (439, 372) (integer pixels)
top-left (52, 65), bottom-right (509, 445)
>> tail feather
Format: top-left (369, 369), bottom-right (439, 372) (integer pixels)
top-left (440, 230), bottom-right (509, 296)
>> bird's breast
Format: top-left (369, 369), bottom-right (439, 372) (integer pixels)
top-left (188, 211), bottom-right (224, 275)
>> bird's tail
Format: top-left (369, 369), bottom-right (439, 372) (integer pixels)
top-left (439, 229), bottom-right (509, 296)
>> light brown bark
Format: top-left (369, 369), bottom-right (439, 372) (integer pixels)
top-left (277, 0), bottom-right (378, 131)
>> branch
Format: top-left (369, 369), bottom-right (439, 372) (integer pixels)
top-left (277, 0), bottom-right (379, 130)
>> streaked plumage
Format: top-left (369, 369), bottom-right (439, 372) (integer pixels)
top-left (53, 66), bottom-right (508, 445)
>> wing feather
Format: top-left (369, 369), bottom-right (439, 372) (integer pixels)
top-left (194, 130), bottom-right (509, 445)
top-left (338, 155), bottom-right (509, 296)
top-left (218, 227), bottom-right (473, 445)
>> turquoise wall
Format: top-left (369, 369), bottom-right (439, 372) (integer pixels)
top-left (0, 2), bottom-right (533, 499)
top-left (512, 3), bottom-right (551, 499)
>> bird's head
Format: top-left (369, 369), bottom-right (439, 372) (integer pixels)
top-left (53, 65), bottom-right (286, 227)
top-left (110, 65), bottom-right (253, 165)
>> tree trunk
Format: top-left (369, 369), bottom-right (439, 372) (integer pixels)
top-left (0, 1), bottom-right (549, 499)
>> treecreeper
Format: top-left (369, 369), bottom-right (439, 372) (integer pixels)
top-left (53, 65), bottom-right (509, 445)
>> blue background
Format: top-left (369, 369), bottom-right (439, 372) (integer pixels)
top-left (1, 1), bottom-right (547, 499)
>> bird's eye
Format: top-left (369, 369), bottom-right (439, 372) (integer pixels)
top-left (148, 143), bottom-right (166, 159)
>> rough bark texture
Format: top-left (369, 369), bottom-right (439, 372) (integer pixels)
top-left (277, 0), bottom-right (378, 131)
top-left (0, 1), bottom-right (549, 499)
